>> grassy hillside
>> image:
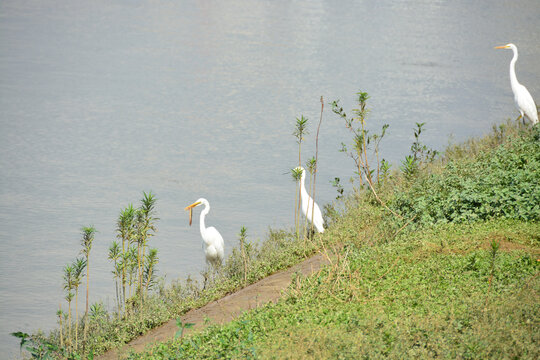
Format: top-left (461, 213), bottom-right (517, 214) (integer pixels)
top-left (129, 122), bottom-right (540, 359)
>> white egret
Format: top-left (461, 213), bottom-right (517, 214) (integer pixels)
top-left (295, 166), bottom-right (325, 233)
top-left (185, 198), bottom-right (225, 267)
top-left (495, 43), bottom-right (538, 125)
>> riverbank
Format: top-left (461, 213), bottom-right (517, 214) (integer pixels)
top-left (99, 254), bottom-right (329, 359)
top-left (125, 121), bottom-right (540, 359)
top-left (21, 120), bottom-right (540, 359)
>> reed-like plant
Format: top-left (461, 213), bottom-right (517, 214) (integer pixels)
top-left (116, 204), bottom-right (136, 308)
top-left (238, 227), bottom-right (248, 285)
top-left (56, 306), bottom-right (64, 349)
top-left (72, 257), bottom-right (86, 351)
top-left (135, 191), bottom-right (158, 297)
top-left (62, 264), bottom-right (74, 349)
top-left (80, 225), bottom-right (95, 344)
top-left (89, 302), bottom-right (107, 320)
top-left (144, 248), bottom-right (159, 291)
top-left (108, 241), bottom-right (121, 312)
top-left (290, 167), bottom-right (304, 237)
top-left (292, 116), bottom-right (309, 236)
top-left (113, 261), bottom-right (123, 315)
top-left (126, 246), bottom-right (138, 301)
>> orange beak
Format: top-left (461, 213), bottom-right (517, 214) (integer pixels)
top-left (494, 45), bottom-right (509, 49)
top-left (184, 201), bottom-right (201, 226)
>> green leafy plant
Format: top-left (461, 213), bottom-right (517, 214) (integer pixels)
top-left (331, 177), bottom-right (344, 200)
top-left (62, 263), bottom-right (75, 349)
top-left (136, 191), bottom-right (158, 298)
top-left (116, 204), bottom-right (136, 310)
top-left (175, 319), bottom-right (195, 340)
top-left (238, 227), bottom-right (249, 285)
top-left (290, 167), bottom-right (304, 238)
top-left (293, 115), bottom-right (309, 237)
top-left (11, 331), bottom-right (59, 359)
top-left (393, 129), bottom-right (540, 225)
top-left (72, 257), bottom-right (86, 351)
top-left (56, 307), bottom-right (64, 349)
top-left (332, 91), bottom-right (397, 218)
top-left (108, 241), bottom-right (122, 313)
top-left (144, 248), bottom-right (159, 291)
top-left (400, 122), bottom-right (438, 179)
top-left (80, 225), bottom-right (96, 345)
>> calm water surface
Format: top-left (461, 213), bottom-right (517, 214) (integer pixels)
top-left (1, 0), bottom-right (539, 356)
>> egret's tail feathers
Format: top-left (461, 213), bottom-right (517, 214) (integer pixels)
top-left (314, 221), bottom-right (325, 233)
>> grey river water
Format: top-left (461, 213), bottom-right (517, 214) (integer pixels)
top-left (1, 0), bottom-right (539, 356)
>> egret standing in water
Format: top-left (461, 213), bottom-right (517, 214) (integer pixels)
top-left (295, 166), bottom-right (325, 233)
top-left (495, 43), bottom-right (538, 125)
top-left (185, 198), bottom-right (225, 267)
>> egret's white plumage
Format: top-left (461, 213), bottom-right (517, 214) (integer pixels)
top-left (296, 166), bottom-right (325, 233)
top-left (495, 43), bottom-right (538, 125)
top-left (185, 198), bottom-right (224, 267)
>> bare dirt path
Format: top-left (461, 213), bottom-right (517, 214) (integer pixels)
top-left (99, 253), bottom-right (329, 359)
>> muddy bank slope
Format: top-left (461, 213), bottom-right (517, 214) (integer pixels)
top-left (99, 253), bottom-right (329, 359)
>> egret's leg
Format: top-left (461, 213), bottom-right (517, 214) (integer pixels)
top-left (201, 268), bottom-right (209, 290)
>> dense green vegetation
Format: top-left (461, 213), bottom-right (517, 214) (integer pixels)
top-left (127, 121), bottom-right (539, 359)
top-left (394, 125), bottom-right (540, 225)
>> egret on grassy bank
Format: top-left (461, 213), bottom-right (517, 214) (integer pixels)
top-left (295, 166), bottom-right (325, 233)
top-left (185, 198), bottom-right (225, 267)
top-left (495, 43), bottom-right (538, 125)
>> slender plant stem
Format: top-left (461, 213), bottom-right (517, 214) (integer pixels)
top-left (376, 147), bottom-right (380, 184)
top-left (115, 271), bottom-right (120, 316)
top-left (298, 142), bottom-right (303, 239)
top-left (311, 96), bottom-right (324, 233)
top-left (360, 117), bottom-right (373, 185)
top-left (67, 299), bottom-right (72, 351)
top-left (137, 243), bottom-right (142, 295)
top-left (392, 214), bottom-right (417, 238)
top-left (122, 239), bottom-right (126, 311)
top-left (363, 169), bottom-right (403, 219)
top-left (75, 289), bottom-right (79, 351)
top-left (294, 182), bottom-right (299, 239)
top-left (84, 257), bottom-right (89, 345)
top-left (58, 305), bottom-right (64, 349)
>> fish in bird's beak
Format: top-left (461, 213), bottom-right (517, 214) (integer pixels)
top-left (184, 201), bottom-right (201, 226)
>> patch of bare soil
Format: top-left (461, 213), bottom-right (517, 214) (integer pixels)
top-left (480, 235), bottom-right (540, 255)
top-left (413, 233), bottom-right (540, 260)
top-left (98, 253), bottom-right (329, 359)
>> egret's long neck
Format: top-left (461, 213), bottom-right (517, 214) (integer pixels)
top-left (199, 205), bottom-right (209, 243)
top-left (300, 172), bottom-right (311, 205)
top-left (509, 47), bottom-right (520, 91)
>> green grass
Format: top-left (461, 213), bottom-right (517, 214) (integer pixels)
top-left (127, 122), bottom-right (539, 359)
top-left (130, 220), bottom-right (539, 359)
